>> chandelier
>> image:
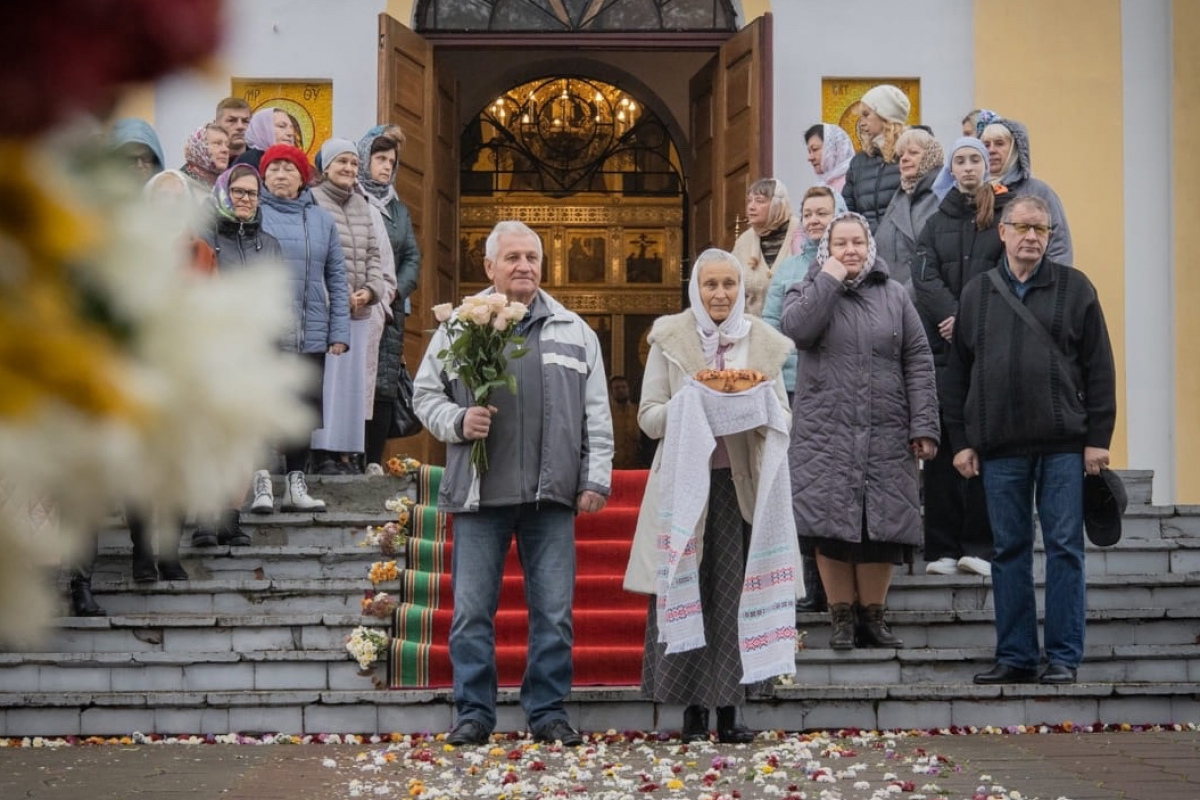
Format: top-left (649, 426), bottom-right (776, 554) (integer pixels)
top-left (465, 76), bottom-right (679, 196)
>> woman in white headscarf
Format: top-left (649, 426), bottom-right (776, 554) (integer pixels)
top-left (731, 178), bottom-right (800, 317)
top-left (624, 248), bottom-right (795, 744)
top-left (804, 123), bottom-right (855, 194)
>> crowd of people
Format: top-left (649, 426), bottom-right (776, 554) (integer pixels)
top-left (73, 84), bottom-right (1119, 747)
top-left (68, 98), bottom-right (420, 616)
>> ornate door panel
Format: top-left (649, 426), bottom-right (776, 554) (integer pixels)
top-left (378, 14), bottom-right (459, 465)
top-left (689, 14), bottom-right (772, 254)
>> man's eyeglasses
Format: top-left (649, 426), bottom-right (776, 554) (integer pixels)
top-left (1004, 221), bottom-right (1053, 237)
top-left (230, 187), bottom-right (259, 200)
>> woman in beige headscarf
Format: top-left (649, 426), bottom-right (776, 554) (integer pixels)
top-left (731, 178), bottom-right (799, 317)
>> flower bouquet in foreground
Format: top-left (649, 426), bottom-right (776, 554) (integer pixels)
top-left (431, 295), bottom-right (529, 474)
top-left (345, 625), bottom-right (389, 670)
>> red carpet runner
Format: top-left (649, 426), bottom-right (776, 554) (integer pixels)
top-left (387, 467), bottom-right (650, 688)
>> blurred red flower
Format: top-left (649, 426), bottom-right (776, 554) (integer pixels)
top-left (2, 0), bottom-right (222, 136)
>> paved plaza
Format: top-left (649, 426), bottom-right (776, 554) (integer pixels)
top-left (1, 729), bottom-right (1197, 800)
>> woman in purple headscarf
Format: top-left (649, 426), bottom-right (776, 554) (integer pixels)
top-left (234, 107), bottom-right (296, 171)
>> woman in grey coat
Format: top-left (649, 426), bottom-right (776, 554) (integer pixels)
top-left (874, 128), bottom-right (944, 287)
top-left (781, 212), bottom-right (939, 651)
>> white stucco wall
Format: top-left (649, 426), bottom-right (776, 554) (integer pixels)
top-left (153, 0), bottom-right (387, 166)
top-left (769, 0), bottom-right (975, 195)
top-left (1122, 0), bottom-right (1175, 503)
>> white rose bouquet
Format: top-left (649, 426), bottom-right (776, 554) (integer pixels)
top-left (345, 625), bottom-right (390, 670)
top-left (430, 294), bottom-right (529, 474)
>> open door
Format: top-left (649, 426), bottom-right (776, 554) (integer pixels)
top-left (689, 14), bottom-right (773, 257)
top-left (379, 14), bottom-right (458, 466)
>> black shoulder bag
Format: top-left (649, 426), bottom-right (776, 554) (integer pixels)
top-left (389, 361), bottom-right (424, 439)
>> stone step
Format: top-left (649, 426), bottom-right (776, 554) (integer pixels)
top-left (880, 571), bottom-right (1200, 612)
top-left (1, 681), bottom-right (1197, 737)
top-left (79, 579), bottom-right (371, 615)
top-left (5, 636), bottom-right (1196, 696)
top-left (89, 545), bottom-right (386, 582)
top-left (787, 643), bottom-right (1200, 686)
top-left (98, 512), bottom-right (395, 550)
top-left (0, 649), bottom-right (372, 695)
top-left (33, 613), bottom-right (384, 655)
top-left (32, 605), bottom-right (1200, 657)
top-left (61, 572), bottom-right (1200, 620)
top-left (795, 607), bottom-right (1200, 650)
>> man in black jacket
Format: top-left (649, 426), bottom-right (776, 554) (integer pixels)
top-left (944, 196), bottom-right (1116, 686)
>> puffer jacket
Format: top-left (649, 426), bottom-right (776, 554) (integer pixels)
top-left (622, 312), bottom-right (792, 594)
top-left (842, 150), bottom-right (902, 233)
top-left (310, 181), bottom-right (386, 312)
top-left (874, 169), bottom-right (940, 286)
top-left (368, 193), bottom-right (421, 400)
top-left (412, 288), bottom-right (613, 513)
top-left (993, 118), bottom-right (1073, 265)
top-left (201, 208), bottom-right (283, 273)
top-left (260, 188), bottom-right (351, 353)
top-left (911, 188), bottom-right (1013, 371)
top-left (761, 237), bottom-right (819, 392)
top-left (780, 258), bottom-right (939, 547)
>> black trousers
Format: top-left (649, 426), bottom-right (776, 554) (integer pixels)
top-left (922, 411), bottom-right (993, 561)
top-left (284, 352), bottom-right (326, 473)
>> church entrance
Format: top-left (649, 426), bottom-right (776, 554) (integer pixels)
top-left (378, 4), bottom-right (772, 462)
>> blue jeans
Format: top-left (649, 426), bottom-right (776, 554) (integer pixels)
top-left (449, 502), bottom-right (576, 732)
top-left (982, 453), bottom-right (1086, 670)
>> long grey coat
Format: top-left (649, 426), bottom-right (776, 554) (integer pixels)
top-left (874, 170), bottom-right (940, 287)
top-left (780, 258), bottom-right (939, 546)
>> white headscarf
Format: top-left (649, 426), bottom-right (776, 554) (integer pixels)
top-left (818, 124), bottom-right (854, 187)
top-left (688, 248), bottom-right (752, 365)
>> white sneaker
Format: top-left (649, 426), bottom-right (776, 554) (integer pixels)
top-left (282, 470), bottom-right (326, 512)
top-left (365, 462), bottom-right (384, 477)
top-left (250, 470), bottom-right (274, 514)
top-left (957, 556), bottom-right (992, 577)
top-left (925, 557), bottom-right (959, 575)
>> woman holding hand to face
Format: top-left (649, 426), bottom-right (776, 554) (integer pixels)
top-left (781, 212), bottom-right (939, 651)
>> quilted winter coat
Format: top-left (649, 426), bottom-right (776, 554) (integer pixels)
top-left (780, 258), bottom-right (939, 547)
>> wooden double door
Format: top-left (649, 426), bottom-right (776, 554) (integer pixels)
top-left (377, 14), bottom-right (772, 465)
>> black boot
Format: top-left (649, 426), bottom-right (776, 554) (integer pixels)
top-left (716, 706), bottom-right (755, 744)
top-left (216, 508), bottom-right (251, 546)
top-left (157, 559), bottom-right (189, 581)
top-left (70, 578), bottom-right (106, 617)
top-left (856, 604), bottom-right (903, 648)
top-left (681, 705), bottom-right (709, 743)
top-left (795, 553), bottom-right (827, 612)
top-left (828, 603), bottom-right (856, 650)
top-left (128, 514), bottom-right (158, 582)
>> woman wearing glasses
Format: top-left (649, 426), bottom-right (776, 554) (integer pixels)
top-left (979, 118), bottom-right (1072, 264)
top-left (185, 164), bottom-right (286, 546)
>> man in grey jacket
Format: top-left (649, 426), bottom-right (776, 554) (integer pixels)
top-left (413, 220), bottom-right (613, 747)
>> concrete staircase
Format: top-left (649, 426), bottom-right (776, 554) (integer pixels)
top-left (2, 471), bottom-right (1198, 737)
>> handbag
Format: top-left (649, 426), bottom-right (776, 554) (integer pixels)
top-left (389, 361), bottom-right (423, 438)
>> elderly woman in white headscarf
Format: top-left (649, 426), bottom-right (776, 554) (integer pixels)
top-left (624, 248), bottom-right (796, 744)
top-left (731, 178), bottom-right (800, 317)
